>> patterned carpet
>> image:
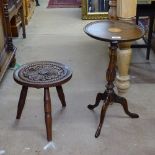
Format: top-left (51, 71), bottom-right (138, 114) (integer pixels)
top-left (47, 0), bottom-right (81, 8)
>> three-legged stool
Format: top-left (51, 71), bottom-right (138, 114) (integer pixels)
top-left (13, 61), bottom-right (72, 141)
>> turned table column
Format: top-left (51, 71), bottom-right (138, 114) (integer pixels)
top-left (109, 0), bottom-right (137, 93)
top-left (116, 0), bottom-right (137, 93)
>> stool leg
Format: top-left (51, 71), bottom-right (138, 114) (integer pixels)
top-left (16, 86), bottom-right (28, 119)
top-left (56, 86), bottom-right (66, 107)
top-left (44, 88), bottom-right (52, 141)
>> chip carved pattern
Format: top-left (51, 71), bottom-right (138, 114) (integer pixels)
top-left (18, 62), bottom-right (69, 83)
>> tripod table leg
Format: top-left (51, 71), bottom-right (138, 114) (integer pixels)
top-left (95, 97), bottom-right (110, 138)
top-left (88, 92), bottom-right (107, 110)
top-left (113, 94), bottom-right (139, 118)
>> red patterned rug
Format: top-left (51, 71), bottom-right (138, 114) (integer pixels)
top-left (47, 0), bottom-right (81, 8)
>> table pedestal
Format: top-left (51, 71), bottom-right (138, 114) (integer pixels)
top-left (87, 41), bottom-right (139, 138)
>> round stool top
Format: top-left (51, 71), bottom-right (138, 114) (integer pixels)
top-left (84, 20), bottom-right (145, 42)
top-left (13, 61), bottom-right (72, 88)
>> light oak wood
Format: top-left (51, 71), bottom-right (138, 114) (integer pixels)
top-left (23, 0), bottom-right (36, 25)
top-left (117, 0), bottom-right (137, 18)
top-left (116, 0), bottom-right (137, 93)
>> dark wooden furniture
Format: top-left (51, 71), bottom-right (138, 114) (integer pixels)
top-left (35, 0), bottom-right (40, 6)
top-left (84, 20), bottom-right (144, 138)
top-left (8, 0), bottom-right (26, 38)
top-left (0, 0), bottom-right (26, 82)
top-left (13, 61), bottom-right (72, 141)
top-left (0, 0), bottom-right (16, 82)
top-left (151, 33), bottom-right (155, 52)
top-left (131, 1), bottom-right (155, 60)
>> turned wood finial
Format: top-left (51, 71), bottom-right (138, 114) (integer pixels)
top-left (108, 0), bottom-right (117, 20)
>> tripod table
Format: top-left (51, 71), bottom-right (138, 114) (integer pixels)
top-left (84, 20), bottom-right (145, 138)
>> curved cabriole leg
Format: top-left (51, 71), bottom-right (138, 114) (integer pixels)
top-left (88, 92), bottom-right (107, 110)
top-left (16, 86), bottom-right (28, 119)
top-left (56, 85), bottom-right (66, 107)
top-left (95, 97), bottom-right (110, 138)
top-left (44, 88), bottom-right (52, 141)
top-left (113, 94), bottom-right (139, 118)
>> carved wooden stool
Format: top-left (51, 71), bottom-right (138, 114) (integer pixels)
top-left (13, 61), bottom-right (72, 141)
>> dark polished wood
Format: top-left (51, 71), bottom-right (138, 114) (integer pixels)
top-left (84, 20), bottom-right (144, 138)
top-left (35, 0), bottom-right (40, 6)
top-left (14, 61), bottom-right (72, 141)
top-left (84, 20), bottom-right (144, 43)
top-left (151, 33), bottom-right (155, 52)
top-left (44, 88), bottom-right (52, 141)
top-left (16, 86), bottom-right (28, 119)
top-left (0, 0), bottom-right (16, 82)
top-left (0, 0), bottom-right (26, 81)
top-left (8, 0), bottom-right (26, 38)
top-left (56, 86), bottom-right (66, 107)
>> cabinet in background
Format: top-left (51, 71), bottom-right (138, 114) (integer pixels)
top-left (0, 0), bottom-right (16, 81)
top-left (8, 0), bottom-right (26, 37)
top-left (0, 0), bottom-right (26, 82)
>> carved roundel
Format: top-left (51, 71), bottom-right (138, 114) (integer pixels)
top-left (18, 61), bottom-right (69, 84)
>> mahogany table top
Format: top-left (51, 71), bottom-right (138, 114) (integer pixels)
top-left (84, 20), bottom-right (145, 43)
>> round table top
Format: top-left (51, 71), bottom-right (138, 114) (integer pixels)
top-left (14, 61), bottom-right (72, 88)
top-left (84, 20), bottom-right (145, 43)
